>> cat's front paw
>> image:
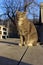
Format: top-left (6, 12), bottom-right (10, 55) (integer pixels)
top-left (19, 43), bottom-right (22, 46)
top-left (27, 43), bottom-right (33, 47)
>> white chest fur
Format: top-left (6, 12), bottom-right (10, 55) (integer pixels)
top-left (18, 18), bottom-right (23, 26)
top-left (18, 21), bottom-right (22, 26)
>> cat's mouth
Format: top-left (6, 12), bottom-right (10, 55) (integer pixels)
top-left (18, 17), bottom-right (26, 20)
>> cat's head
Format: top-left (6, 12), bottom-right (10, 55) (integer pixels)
top-left (16, 11), bottom-right (26, 20)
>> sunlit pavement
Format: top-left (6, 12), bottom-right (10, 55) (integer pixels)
top-left (0, 38), bottom-right (43, 65)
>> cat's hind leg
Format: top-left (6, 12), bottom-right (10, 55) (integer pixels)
top-left (27, 39), bottom-right (37, 47)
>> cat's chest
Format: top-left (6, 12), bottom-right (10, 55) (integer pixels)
top-left (18, 21), bottom-right (23, 26)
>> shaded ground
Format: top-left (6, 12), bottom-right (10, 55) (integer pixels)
top-left (0, 38), bottom-right (43, 65)
top-left (0, 56), bottom-right (32, 65)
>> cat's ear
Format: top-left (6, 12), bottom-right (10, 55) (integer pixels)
top-left (24, 12), bottom-right (26, 14)
top-left (16, 11), bottom-right (20, 14)
top-left (23, 12), bottom-right (27, 15)
top-left (16, 10), bottom-right (19, 14)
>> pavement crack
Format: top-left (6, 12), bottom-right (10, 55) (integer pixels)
top-left (17, 47), bottom-right (28, 65)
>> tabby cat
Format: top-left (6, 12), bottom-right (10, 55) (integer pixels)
top-left (16, 11), bottom-right (39, 46)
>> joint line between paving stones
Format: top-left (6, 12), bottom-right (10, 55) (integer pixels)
top-left (17, 47), bottom-right (28, 65)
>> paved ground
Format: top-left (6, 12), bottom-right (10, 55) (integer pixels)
top-left (20, 45), bottom-right (43, 65)
top-left (0, 38), bottom-right (43, 65)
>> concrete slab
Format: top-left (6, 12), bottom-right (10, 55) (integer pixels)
top-left (0, 43), bottom-right (27, 65)
top-left (0, 38), bottom-right (20, 45)
top-left (0, 38), bottom-right (43, 65)
top-left (20, 45), bottom-right (43, 65)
